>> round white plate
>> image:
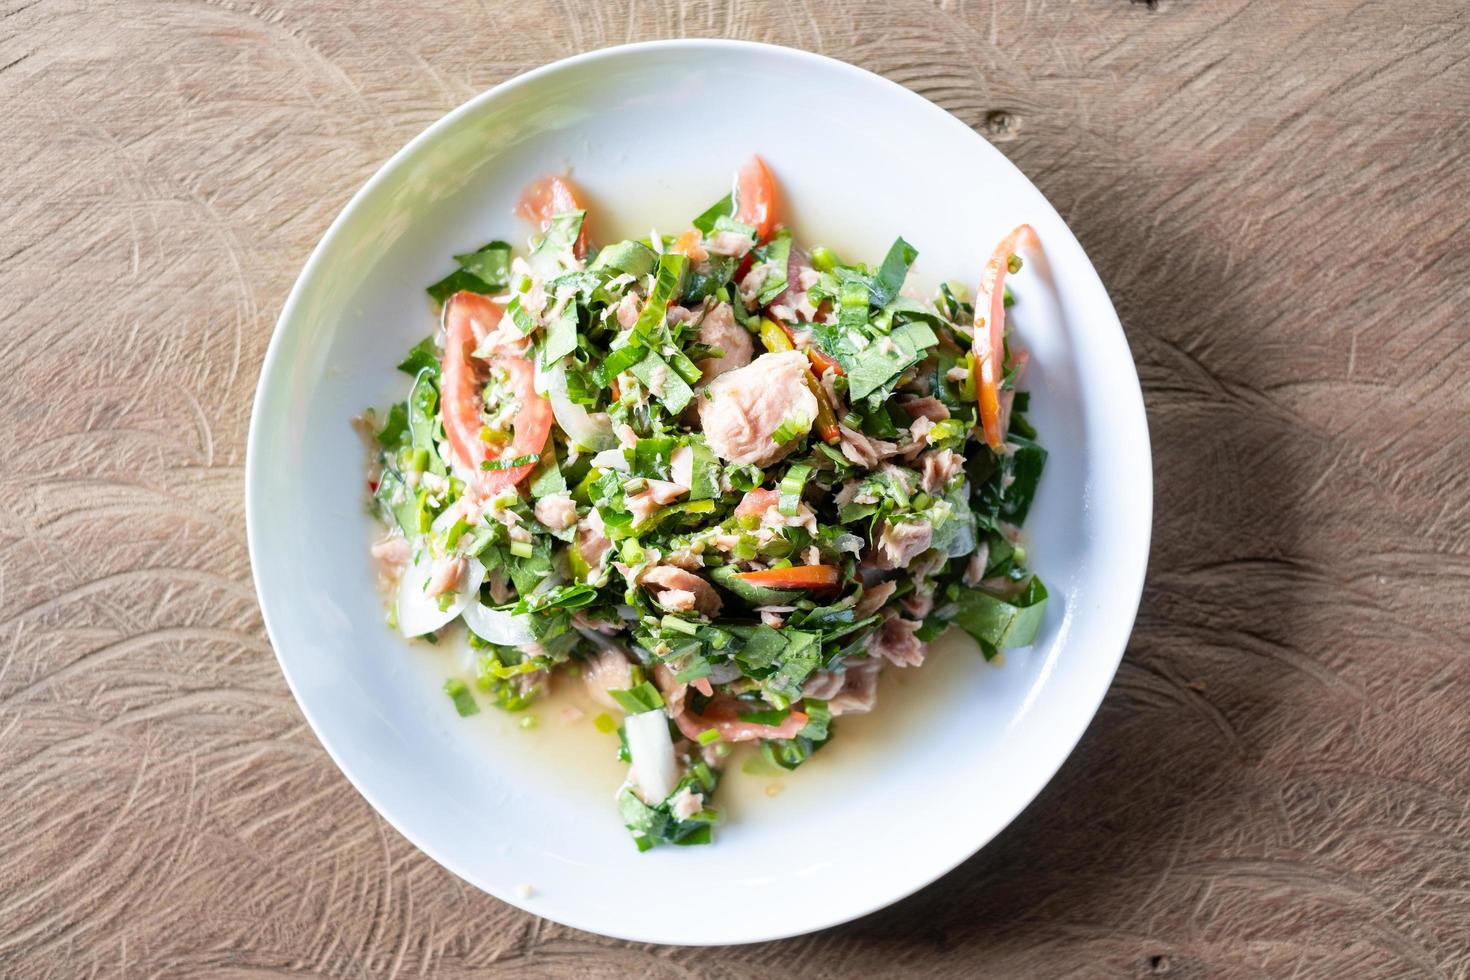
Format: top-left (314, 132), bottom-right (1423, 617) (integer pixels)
top-left (247, 39), bottom-right (1151, 945)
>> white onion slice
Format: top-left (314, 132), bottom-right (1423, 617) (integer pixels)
top-left (624, 708), bottom-right (679, 804)
top-left (461, 600), bottom-right (536, 646)
top-left (536, 360), bottom-right (616, 451)
top-left (396, 554), bottom-right (485, 638)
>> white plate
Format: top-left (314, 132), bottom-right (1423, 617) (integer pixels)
top-left (247, 40), bottom-right (1151, 945)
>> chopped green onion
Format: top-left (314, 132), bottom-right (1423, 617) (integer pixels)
top-left (697, 729), bottom-right (722, 746)
top-left (770, 413), bottom-right (812, 446)
top-left (444, 678), bottom-right (479, 717)
top-left (661, 615), bottom-right (699, 636)
top-left (609, 681), bottom-right (664, 714)
top-left (778, 463), bottom-right (812, 517)
top-left (519, 714), bottom-right (538, 730)
top-left (809, 245), bottom-right (837, 272)
top-left (509, 539), bottom-right (533, 559)
top-left (593, 712), bottom-right (618, 734)
top-left (1007, 254), bottom-right (1023, 274)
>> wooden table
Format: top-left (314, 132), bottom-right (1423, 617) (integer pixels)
top-left (4, 1), bottom-right (1467, 976)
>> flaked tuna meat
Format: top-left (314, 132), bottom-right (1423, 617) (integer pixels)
top-left (697, 351), bottom-right (818, 467)
top-left (577, 508), bottom-right (613, 569)
top-left (533, 492), bottom-right (578, 530)
top-left (804, 655), bottom-right (883, 716)
top-left (838, 424), bottom-right (899, 468)
top-left (854, 580), bottom-right (897, 619)
top-left (899, 396), bottom-right (950, 423)
top-left (706, 230), bottom-right (755, 258)
top-left (425, 555), bottom-right (466, 597)
top-left (371, 535), bottom-right (410, 569)
top-left (641, 565), bottom-right (723, 618)
top-left (651, 663), bottom-right (808, 743)
top-left (868, 616), bottom-right (926, 668)
top-left (626, 479), bottom-right (688, 526)
top-left (919, 448), bottom-right (965, 494)
top-left (695, 302), bottom-right (753, 382)
top-left (582, 645), bottom-right (635, 710)
top-left (669, 786), bottom-right (705, 820)
top-left (964, 542), bottom-right (991, 587)
top-left (732, 487), bottom-right (817, 534)
top-left (901, 588), bottom-right (934, 620)
top-left (614, 292), bottom-right (641, 329)
top-left (872, 518), bottom-right (933, 569)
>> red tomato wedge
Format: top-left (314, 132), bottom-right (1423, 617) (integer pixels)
top-left (515, 175), bottom-right (589, 258)
top-left (441, 292), bottom-right (554, 495)
top-left (734, 155), bottom-right (777, 245)
top-left (734, 565), bottom-right (839, 590)
top-left (973, 224), bottom-right (1040, 450)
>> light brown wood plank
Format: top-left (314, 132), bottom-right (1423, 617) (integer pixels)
top-left (2, 0), bottom-right (1467, 976)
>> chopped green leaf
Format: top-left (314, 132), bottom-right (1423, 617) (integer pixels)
top-left (451, 240), bottom-right (513, 287)
top-left (691, 192), bottom-right (734, 234)
top-left (444, 678), bottom-right (479, 717)
top-left (951, 577), bottom-right (1049, 655)
top-left (609, 681), bottom-right (665, 714)
top-left (870, 237), bottom-right (917, 308)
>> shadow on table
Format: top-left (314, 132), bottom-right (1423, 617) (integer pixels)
top-left (805, 218), bottom-right (1325, 968)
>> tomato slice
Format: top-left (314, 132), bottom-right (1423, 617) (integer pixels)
top-left (974, 224), bottom-right (1040, 450)
top-left (734, 565), bottom-right (839, 590)
top-left (734, 155), bottom-right (777, 244)
top-left (515, 175), bottom-right (589, 258)
top-left (441, 291), bottom-right (555, 494)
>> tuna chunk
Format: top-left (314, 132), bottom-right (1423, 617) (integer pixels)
top-left (697, 351), bottom-right (817, 467)
top-left (919, 449), bottom-right (965, 494)
top-left (803, 655), bottom-right (883, 715)
top-left (900, 396), bottom-right (950, 422)
top-left (534, 492), bottom-right (578, 530)
top-left (425, 555), bottom-right (466, 597)
top-left (641, 565), bottom-right (723, 618)
top-left (577, 508), bottom-right (613, 569)
top-left (872, 518), bottom-right (933, 569)
top-left (669, 786), bottom-right (705, 820)
top-left (868, 616), bottom-right (926, 668)
top-left (582, 646), bottom-right (635, 710)
top-left (838, 424), bottom-right (899, 468)
top-left (854, 580), bottom-right (897, 619)
top-left (371, 535), bottom-right (410, 570)
top-left (706, 230), bottom-right (755, 258)
top-left (695, 302), bottom-right (753, 382)
top-left (626, 479), bottom-right (688, 526)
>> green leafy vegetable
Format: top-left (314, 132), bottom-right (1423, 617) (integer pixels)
top-left (870, 237), bottom-right (917, 308)
top-left (951, 577), bottom-right (1049, 658)
top-left (444, 678), bottom-right (479, 717)
top-left (609, 681), bottom-right (665, 715)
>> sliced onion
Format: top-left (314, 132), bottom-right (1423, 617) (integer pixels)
top-left (461, 600), bottom-right (536, 646)
top-left (397, 554), bottom-right (486, 638)
top-left (536, 360), bottom-right (616, 451)
top-left (624, 708), bottom-right (679, 804)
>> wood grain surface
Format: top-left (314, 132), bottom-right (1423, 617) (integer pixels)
top-left (3, 0), bottom-right (1468, 976)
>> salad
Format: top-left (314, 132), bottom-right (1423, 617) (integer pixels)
top-left (362, 158), bottom-right (1049, 850)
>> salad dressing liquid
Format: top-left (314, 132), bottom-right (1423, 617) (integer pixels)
top-left (410, 628), bottom-right (981, 822)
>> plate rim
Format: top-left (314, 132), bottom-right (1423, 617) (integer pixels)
top-left (245, 37), bottom-right (1153, 945)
